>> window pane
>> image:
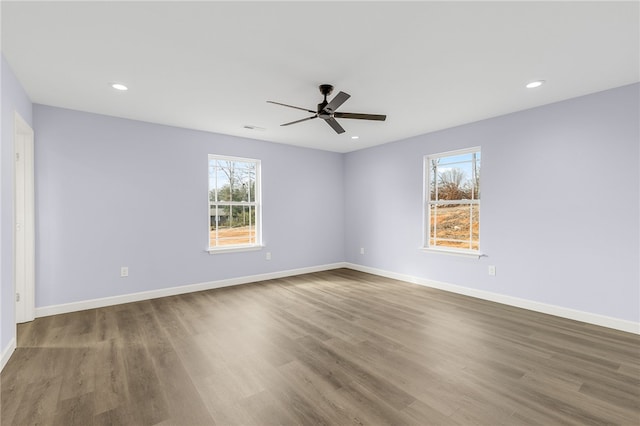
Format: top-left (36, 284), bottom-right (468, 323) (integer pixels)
top-left (473, 154), bottom-right (481, 200)
top-left (230, 161), bottom-right (254, 171)
top-left (231, 171), bottom-right (255, 202)
top-left (432, 152), bottom-right (480, 202)
top-left (216, 167), bottom-right (231, 201)
top-left (429, 204), bottom-right (438, 246)
top-left (212, 162), bottom-right (255, 203)
top-left (210, 205), bottom-right (231, 247)
top-left (216, 230), bottom-right (255, 246)
top-left (436, 167), bottom-right (468, 201)
top-left (230, 176), bottom-right (244, 202)
top-left (208, 162), bottom-right (216, 201)
top-left (246, 170), bottom-right (256, 202)
top-left (212, 205), bottom-right (256, 246)
top-left (471, 203), bottom-right (480, 248)
top-left (430, 204), bottom-right (478, 249)
top-left (438, 152), bottom-right (474, 166)
top-left (231, 205), bottom-right (254, 228)
top-left (210, 204), bottom-right (257, 247)
top-left (429, 159), bottom-right (438, 201)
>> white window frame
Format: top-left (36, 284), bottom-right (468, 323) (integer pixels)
top-left (207, 154), bottom-right (262, 254)
top-left (422, 147), bottom-right (483, 258)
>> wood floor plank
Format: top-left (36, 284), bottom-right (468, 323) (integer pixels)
top-left (93, 339), bottom-right (129, 416)
top-left (53, 391), bottom-right (95, 426)
top-left (276, 360), bottom-right (373, 425)
top-left (93, 406), bottom-right (137, 426)
top-left (11, 376), bottom-right (63, 426)
top-left (2, 268), bottom-right (639, 425)
top-left (58, 347), bottom-right (96, 401)
top-left (334, 379), bottom-right (415, 425)
top-left (298, 336), bottom-right (417, 411)
top-left (121, 344), bottom-right (170, 425)
top-left (150, 349), bottom-right (216, 424)
top-left (401, 399), bottom-right (458, 426)
top-left (236, 389), bottom-right (300, 425)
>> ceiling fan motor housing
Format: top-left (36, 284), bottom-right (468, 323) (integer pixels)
top-left (319, 84), bottom-right (334, 96)
top-left (318, 84), bottom-right (333, 113)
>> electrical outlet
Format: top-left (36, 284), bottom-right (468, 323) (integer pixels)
top-left (265, 252), bottom-right (271, 261)
top-left (488, 265), bottom-right (496, 276)
top-left (360, 247), bottom-right (365, 255)
top-left (120, 266), bottom-right (129, 277)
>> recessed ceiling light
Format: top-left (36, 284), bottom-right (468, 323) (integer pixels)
top-left (110, 83), bottom-right (128, 91)
top-left (351, 136), bottom-right (359, 140)
top-left (526, 80), bottom-right (545, 89)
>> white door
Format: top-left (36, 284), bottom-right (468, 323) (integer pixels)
top-left (14, 112), bottom-right (35, 323)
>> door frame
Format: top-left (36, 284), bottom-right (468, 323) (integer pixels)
top-left (14, 112), bottom-right (35, 323)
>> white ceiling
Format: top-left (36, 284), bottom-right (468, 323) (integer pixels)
top-left (2, 1), bottom-right (638, 153)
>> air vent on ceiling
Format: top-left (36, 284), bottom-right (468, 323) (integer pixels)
top-left (243, 125), bottom-right (265, 131)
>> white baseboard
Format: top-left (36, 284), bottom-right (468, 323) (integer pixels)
top-left (33, 261), bottom-right (638, 335)
top-left (345, 263), bottom-right (640, 335)
top-left (36, 262), bottom-right (348, 318)
top-left (1, 338), bottom-right (17, 373)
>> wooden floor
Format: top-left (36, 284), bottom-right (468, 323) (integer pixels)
top-left (1, 269), bottom-right (639, 425)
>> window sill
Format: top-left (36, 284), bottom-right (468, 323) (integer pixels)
top-left (419, 247), bottom-right (485, 259)
top-left (206, 245), bottom-right (264, 255)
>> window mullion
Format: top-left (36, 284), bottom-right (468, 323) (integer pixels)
top-left (469, 203), bottom-right (472, 250)
top-left (214, 163), bottom-right (219, 247)
top-left (433, 204), bottom-right (438, 247)
top-left (433, 160), bottom-right (438, 247)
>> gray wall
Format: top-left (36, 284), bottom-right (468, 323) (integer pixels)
top-left (33, 105), bottom-right (345, 307)
top-left (344, 83), bottom-right (639, 323)
top-left (2, 70), bottom-right (637, 360)
top-left (1, 56), bottom-right (33, 351)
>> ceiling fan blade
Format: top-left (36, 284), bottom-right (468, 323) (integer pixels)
top-left (267, 101), bottom-right (316, 114)
top-left (334, 112), bottom-right (387, 121)
top-left (323, 91), bottom-right (351, 113)
top-left (325, 117), bottom-right (345, 134)
top-left (281, 115), bottom-right (318, 127)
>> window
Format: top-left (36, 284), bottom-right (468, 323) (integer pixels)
top-left (424, 147), bottom-right (481, 254)
top-left (208, 155), bottom-right (261, 251)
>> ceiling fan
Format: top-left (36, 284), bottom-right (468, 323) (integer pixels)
top-left (267, 84), bottom-right (386, 134)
